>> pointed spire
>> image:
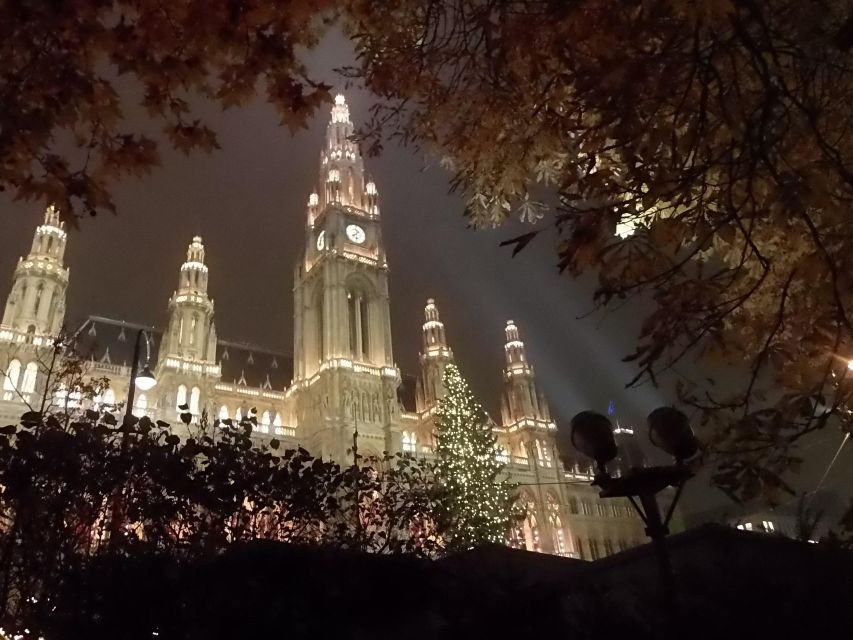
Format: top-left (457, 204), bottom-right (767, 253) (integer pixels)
top-left (310, 93), bottom-right (378, 217)
top-left (500, 319), bottom-right (552, 425)
top-left (44, 204), bottom-right (62, 229)
top-left (503, 320), bottom-right (526, 366)
top-left (178, 235), bottom-right (210, 295)
top-left (422, 298), bottom-right (451, 355)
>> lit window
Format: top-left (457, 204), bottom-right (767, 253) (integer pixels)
top-left (744, 522), bottom-right (753, 531)
top-left (189, 386), bottom-right (200, 415)
top-left (134, 393), bottom-right (147, 417)
top-left (21, 362), bottom-right (37, 393)
top-left (260, 410), bottom-right (271, 434)
top-left (763, 520), bottom-right (775, 532)
top-left (54, 384), bottom-right (67, 407)
top-left (176, 384), bottom-right (187, 410)
top-left (219, 405), bottom-right (229, 421)
top-left (547, 495), bottom-right (567, 556)
top-left (3, 359), bottom-right (21, 391)
top-left (496, 446), bottom-right (509, 464)
top-left (235, 407), bottom-right (243, 422)
top-left (522, 511), bottom-right (541, 553)
top-left (402, 431), bottom-right (417, 452)
top-left (103, 388), bottom-right (115, 407)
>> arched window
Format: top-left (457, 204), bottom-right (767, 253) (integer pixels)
top-left (260, 410), bottom-right (271, 433)
top-left (273, 412), bottom-right (283, 434)
top-left (235, 407), bottom-right (243, 422)
top-left (134, 393), bottom-right (147, 417)
top-left (518, 495), bottom-right (541, 552)
top-left (402, 431), bottom-right (416, 452)
top-left (190, 315), bottom-right (198, 345)
top-left (316, 287), bottom-right (324, 363)
top-left (34, 283), bottom-right (44, 314)
top-left (535, 440), bottom-right (553, 468)
top-left (3, 359), bottom-right (21, 391)
top-left (189, 386), bottom-right (200, 415)
top-left (102, 388), bottom-right (115, 407)
top-left (176, 384), bottom-right (187, 410)
top-left (522, 513), bottom-right (541, 553)
top-left (219, 405), bottom-right (229, 421)
top-left (546, 495), bottom-right (567, 556)
top-left (347, 287), bottom-right (370, 361)
top-left (496, 446), bottom-right (509, 464)
top-left (21, 362), bottom-right (38, 394)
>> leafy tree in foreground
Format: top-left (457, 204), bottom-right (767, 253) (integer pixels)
top-left (433, 363), bottom-right (515, 550)
top-left (0, 364), bottom-right (450, 633)
top-left (344, 0), bottom-right (853, 501)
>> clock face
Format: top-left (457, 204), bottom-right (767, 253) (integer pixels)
top-left (316, 230), bottom-right (326, 251)
top-left (346, 224), bottom-right (366, 244)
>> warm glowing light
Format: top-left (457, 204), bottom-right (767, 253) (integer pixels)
top-left (134, 364), bottom-right (157, 391)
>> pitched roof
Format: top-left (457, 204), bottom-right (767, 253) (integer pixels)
top-left (72, 316), bottom-right (293, 389)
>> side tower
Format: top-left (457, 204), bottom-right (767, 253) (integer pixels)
top-left (1, 205), bottom-right (69, 341)
top-left (500, 320), bottom-right (553, 430)
top-left (0, 205), bottom-right (70, 411)
top-left (291, 94), bottom-right (401, 461)
top-left (156, 236), bottom-right (221, 420)
top-left (415, 298), bottom-right (454, 412)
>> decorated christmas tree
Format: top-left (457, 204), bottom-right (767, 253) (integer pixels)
top-left (434, 363), bottom-right (515, 550)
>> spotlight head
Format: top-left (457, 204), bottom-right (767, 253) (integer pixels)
top-left (647, 406), bottom-right (699, 463)
top-left (563, 411), bottom-right (617, 474)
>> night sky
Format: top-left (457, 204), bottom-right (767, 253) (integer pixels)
top-left (1, 32), bottom-right (848, 515)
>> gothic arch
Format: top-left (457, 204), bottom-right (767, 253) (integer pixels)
top-left (312, 281), bottom-right (325, 363)
top-left (345, 275), bottom-right (375, 361)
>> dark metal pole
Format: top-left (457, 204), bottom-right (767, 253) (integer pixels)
top-left (639, 492), bottom-right (676, 601)
top-left (123, 329), bottom-right (144, 427)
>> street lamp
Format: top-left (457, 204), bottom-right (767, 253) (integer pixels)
top-left (556, 407), bottom-right (699, 599)
top-left (124, 329), bottom-right (157, 426)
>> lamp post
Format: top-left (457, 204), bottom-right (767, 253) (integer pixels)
top-left (123, 329), bottom-right (156, 427)
top-left (556, 407), bottom-right (698, 600)
top-left (110, 329), bottom-right (156, 549)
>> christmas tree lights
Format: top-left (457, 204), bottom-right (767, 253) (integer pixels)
top-left (434, 363), bottom-right (515, 550)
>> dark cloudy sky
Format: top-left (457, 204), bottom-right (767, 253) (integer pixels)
top-left (1, 31), bottom-right (849, 516)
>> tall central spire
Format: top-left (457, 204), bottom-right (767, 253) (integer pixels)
top-left (307, 94), bottom-right (379, 224)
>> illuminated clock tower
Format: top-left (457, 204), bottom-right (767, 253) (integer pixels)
top-left (291, 94), bottom-right (401, 461)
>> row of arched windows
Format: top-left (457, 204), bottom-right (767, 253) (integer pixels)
top-left (175, 384), bottom-right (201, 415)
top-left (575, 537), bottom-right (633, 561)
top-left (2, 359), bottom-right (38, 397)
top-left (217, 405), bottom-right (284, 434)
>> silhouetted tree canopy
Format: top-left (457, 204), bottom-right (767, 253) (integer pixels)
top-left (5, 1), bottom-right (853, 500)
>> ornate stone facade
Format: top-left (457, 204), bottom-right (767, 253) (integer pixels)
top-left (0, 96), bottom-right (651, 559)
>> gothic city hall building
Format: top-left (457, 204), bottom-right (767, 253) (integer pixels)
top-left (0, 95), bottom-right (650, 560)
